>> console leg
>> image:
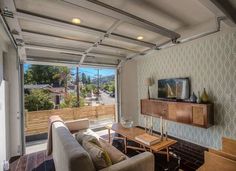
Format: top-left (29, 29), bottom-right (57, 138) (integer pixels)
top-left (167, 147), bottom-right (169, 162)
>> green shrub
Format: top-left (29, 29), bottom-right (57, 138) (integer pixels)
top-left (25, 89), bottom-right (54, 111)
top-left (60, 93), bottom-right (85, 108)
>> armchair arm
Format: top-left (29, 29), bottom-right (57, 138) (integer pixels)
top-left (65, 118), bottom-right (89, 132)
top-left (100, 152), bottom-right (154, 171)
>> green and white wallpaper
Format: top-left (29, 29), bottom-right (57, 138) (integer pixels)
top-left (136, 28), bottom-right (236, 149)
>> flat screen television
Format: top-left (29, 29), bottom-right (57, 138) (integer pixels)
top-left (157, 78), bottom-right (190, 100)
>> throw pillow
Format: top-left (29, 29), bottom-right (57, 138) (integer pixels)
top-left (99, 138), bottom-right (127, 164)
top-left (75, 131), bottom-right (100, 146)
top-left (82, 140), bottom-right (112, 170)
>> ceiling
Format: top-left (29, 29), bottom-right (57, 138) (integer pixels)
top-left (0, 0), bottom-right (235, 67)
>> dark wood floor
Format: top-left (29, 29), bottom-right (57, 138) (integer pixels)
top-left (10, 132), bottom-right (206, 171)
top-left (10, 151), bottom-right (55, 171)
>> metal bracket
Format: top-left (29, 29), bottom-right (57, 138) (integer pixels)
top-left (2, 7), bottom-right (14, 18)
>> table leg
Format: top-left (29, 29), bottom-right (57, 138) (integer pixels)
top-left (108, 128), bottom-right (111, 144)
top-left (124, 137), bottom-right (127, 154)
top-left (166, 147), bottom-right (169, 162)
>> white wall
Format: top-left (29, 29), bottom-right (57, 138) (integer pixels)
top-left (0, 49), bottom-right (6, 170)
top-left (0, 80), bottom-right (9, 169)
top-left (0, 21), bottom-right (21, 168)
top-left (120, 27), bottom-right (236, 149)
top-left (0, 22), bottom-right (10, 169)
top-left (0, 50), bottom-right (3, 79)
top-left (136, 27), bottom-right (236, 149)
top-left (4, 46), bottom-right (21, 157)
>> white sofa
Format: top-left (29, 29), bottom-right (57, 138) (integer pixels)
top-left (51, 118), bottom-right (155, 171)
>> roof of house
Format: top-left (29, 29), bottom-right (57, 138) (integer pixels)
top-left (24, 84), bottom-right (52, 89)
top-left (68, 84), bottom-right (76, 90)
top-left (47, 87), bottom-right (69, 94)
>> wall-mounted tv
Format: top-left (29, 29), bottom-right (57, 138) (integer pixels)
top-left (157, 78), bottom-right (190, 100)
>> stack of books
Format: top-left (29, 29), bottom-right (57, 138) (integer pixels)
top-left (135, 133), bottom-right (161, 146)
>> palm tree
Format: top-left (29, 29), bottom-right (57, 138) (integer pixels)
top-left (56, 67), bottom-right (71, 94)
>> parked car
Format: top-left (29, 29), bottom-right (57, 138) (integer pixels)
top-left (110, 93), bottom-right (115, 97)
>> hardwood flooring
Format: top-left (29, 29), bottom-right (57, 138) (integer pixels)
top-left (10, 131), bottom-right (206, 171)
top-left (10, 151), bottom-right (55, 171)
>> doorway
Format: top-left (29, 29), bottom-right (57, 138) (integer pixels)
top-left (23, 63), bottom-right (117, 154)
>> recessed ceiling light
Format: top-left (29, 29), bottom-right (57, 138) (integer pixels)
top-left (72, 18), bottom-right (81, 24)
top-left (137, 36), bottom-right (143, 40)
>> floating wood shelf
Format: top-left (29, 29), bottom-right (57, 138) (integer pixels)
top-left (141, 99), bottom-right (214, 128)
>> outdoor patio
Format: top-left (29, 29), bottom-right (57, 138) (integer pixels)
top-left (25, 104), bottom-right (116, 154)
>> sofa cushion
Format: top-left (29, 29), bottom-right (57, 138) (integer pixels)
top-left (65, 118), bottom-right (89, 132)
top-left (83, 140), bottom-right (112, 170)
top-left (99, 138), bottom-right (127, 164)
top-left (52, 121), bottom-right (95, 171)
top-left (75, 131), bottom-right (100, 146)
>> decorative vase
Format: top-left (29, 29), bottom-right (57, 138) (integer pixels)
top-left (197, 91), bottom-right (201, 103)
top-left (190, 92), bottom-right (197, 103)
top-left (201, 88), bottom-right (209, 103)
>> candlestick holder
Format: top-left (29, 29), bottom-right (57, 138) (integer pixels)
top-left (160, 116), bottom-right (164, 141)
top-left (145, 115), bottom-right (153, 135)
top-left (160, 125), bottom-right (164, 141)
top-left (144, 115), bottom-right (147, 133)
top-left (147, 125), bottom-right (153, 135)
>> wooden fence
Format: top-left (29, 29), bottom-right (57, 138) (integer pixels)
top-left (25, 105), bottom-right (115, 136)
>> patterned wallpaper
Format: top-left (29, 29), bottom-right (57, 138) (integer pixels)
top-left (136, 28), bottom-right (236, 149)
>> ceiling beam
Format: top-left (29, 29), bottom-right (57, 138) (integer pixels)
top-left (82, 61), bottom-right (117, 68)
top-left (25, 44), bottom-right (125, 60)
top-left (79, 20), bottom-right (122, 65)
top-left (26, 56), bottom-right (117, 68)
top-left (63, 0), bottom-right (180, 40)
top-left (22, 29), bottom-right (155, 49)
top-left (21, 29), bottom-right (140, 53)
top-left (127, 39), bottom-right (172, 60)
top-left (15, 11), bottom-right (156, 48)
top-left (110, 34), bottom-right (155, 48)
top-left (15, 10), bottom-right (103, 35)
top-left (22, 29), bottom-right (94, 44)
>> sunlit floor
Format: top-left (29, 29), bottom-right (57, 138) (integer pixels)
top-left (26, 140), bottom-right (47, 154)
top-left (89, 118), bottom-right (115, 129)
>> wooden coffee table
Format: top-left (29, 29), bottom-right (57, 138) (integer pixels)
top-left (105, 123), bottom-right (177, 161)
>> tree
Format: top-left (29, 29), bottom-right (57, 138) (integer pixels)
top-left (81, 73), bottom-right (87, 85)
top-left (24, 69), bottom-right (35, 85)
top-left (86, 84), bottom-right (95, 92)
top-left (108, 81), bottom-right (115, 93)
top-left (25, 89), bottom-right (54, 111)
top-left (102, 83), bottom-right (109, 91)
top-left (101, 81), bottom-right (115, 93)
top-left (60, 93), bottom-right (85, 108)
top-left (80, 87), bottom-right (87, 98)
top-left (80, 84), bottom-right (96, 98)
top-left (24, 65), bottom-right (58, 85)
top-left (24, 65), bottom-right (71, 88)
top-left (54, 67), bottom-right (71, 93)
top-left (87, 76), bottom-right (91, 84)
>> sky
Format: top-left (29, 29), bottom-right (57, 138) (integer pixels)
top-left (24, 64), bottom-right (115, 78)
